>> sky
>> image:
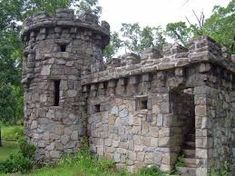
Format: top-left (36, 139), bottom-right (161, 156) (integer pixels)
top-left (98, 0), bottom-right (231, 32)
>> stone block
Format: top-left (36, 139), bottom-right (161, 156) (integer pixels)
top-left (159, 128), bottom-right (170, 137)
top-left (159, 137), bottom-right (170, 147)
top-left (119, 108), bottom-right (129, 118)
top-left (195, 105), bottom-right (207, 117)
top-left (160, 102), bottom-right (170, 114)
top-left (114, 152), bottom-right (121, 162)
top-left (50, 151), bottom-right (61, 159)
top-left (150, 138), bottom-right (158, 147)
top-left (157, 114), bottom-right (163, 127)
top-left (61, 135), bottom-right (70, 145)
top-left (41, 65), bottom-right (51, 75)
top-left (54, 125), bottom-right (64, 135)
top-left (71, 131), bottom-right (78, 141)
top-left (128, 151), bottom-right (136, 161)
top-left (196, 149), bottom-right (207, 158)
top-left (196, 168), bottom-right (208, 176)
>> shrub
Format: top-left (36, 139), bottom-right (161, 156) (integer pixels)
top-left (0, 138), bottom-right (36, 174)
top-left (175, 154), bottom-right (185, 167)
top-left (0, 153), bottom-right (33, 173)
top-left (209, 161), bottom-right (230, 176)
top-left (19, 138), bottom-right (36, 159)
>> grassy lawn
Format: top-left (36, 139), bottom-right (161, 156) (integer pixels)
top-left (0, 125), bottom-right (21, 162)
top-left (0, 150), bottom-right (167, 176)
top-left (25, 152), bottom-right (132, 176)
top-left (0, 141), bottom-right (19, 161)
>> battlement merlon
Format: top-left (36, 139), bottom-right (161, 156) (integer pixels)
top-left (81, 36), bottom-right (235, 85)
top-left (21, 9), bottom-right (110, 48)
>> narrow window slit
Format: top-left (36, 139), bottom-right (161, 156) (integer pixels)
top-left (94, 104), bottom-right (101, 113)
top-left (54, 80), bottom-right (60, 106)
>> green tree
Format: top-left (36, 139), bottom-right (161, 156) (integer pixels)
top-left (76, 0), bottom-right (102, 16)
top-left (165, 21), bottom-right (193, 46)
top-left (202, 0), bottom-right (235, 53)
top-left (0, 0), bottom-right (101, 146)
top-left (23, 0), bottom-right (77, 15)
top-left (120, 23), bottom-right (141, 53)
top-left (104, 32), bottom-right (123, 59)
top-left (120, 23), bottom-right (166, 54)
top-left (165, 1), bottom-right (235, 53)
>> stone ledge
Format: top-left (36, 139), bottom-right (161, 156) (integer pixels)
top-left (81, 55), bottom-right (235, 85)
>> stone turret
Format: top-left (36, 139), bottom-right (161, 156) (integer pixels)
top-left (21, 9), bottom-right (110, 162)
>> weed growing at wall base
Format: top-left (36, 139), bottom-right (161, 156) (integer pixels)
top-left (24, 151), bottom-right (167, 176)
top-left (209, 161), bottom-right (230, 176)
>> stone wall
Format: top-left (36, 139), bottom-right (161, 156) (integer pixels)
top-left (87, 80), bottom-right (173, 172)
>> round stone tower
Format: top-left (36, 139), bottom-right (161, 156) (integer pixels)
top-left (21, 9), bottom-right (110, 162)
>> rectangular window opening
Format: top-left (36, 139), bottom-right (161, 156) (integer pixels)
top-left (59, 44), bottom-right (67, 52)
top-left (54, 80), bottom-right (60, 106)
top-left (140, 99), bottom-right (148, 110)
top-left (94, 104), bottom-right (101, 113)
top-left (136, 96), bottom-right (148, 110)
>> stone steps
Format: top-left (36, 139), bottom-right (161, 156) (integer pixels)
top-left (184, 158), bottom-right (196, 168)
top-left (177, 130), bottom-right (196, 176)
top-left (185, 141), bottom-right (195, 148)
top-left (183, 149), bottom-right (195, 158)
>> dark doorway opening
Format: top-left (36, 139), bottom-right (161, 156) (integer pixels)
top-left (170, 88), bottom-right (196, 169)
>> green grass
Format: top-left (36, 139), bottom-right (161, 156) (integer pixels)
top-left (1, 126), bottom-right (23, 141)
top-left (27, 152), bottom-right (131, 176)
top-left (0, 125), bottom-right (21, 162)
top-left (0, 141), bottom-right (19, 162)
top-left (0, 139), bottom-right (167, 176)
top-left (23, 151), bottom-right (167, 176)
top-left (0, 125), bottom-right (22, 161)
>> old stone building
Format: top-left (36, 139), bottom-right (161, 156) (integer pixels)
top-left (21, 9), bottom-right (235, 176)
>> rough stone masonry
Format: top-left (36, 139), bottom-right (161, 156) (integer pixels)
top-left (21, 9), bottom-right (235, 176)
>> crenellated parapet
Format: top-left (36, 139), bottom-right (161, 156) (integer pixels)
top-left (82, 36), bottom-right (235, 95)
top-left (22, 9), bottom-right (110, 48)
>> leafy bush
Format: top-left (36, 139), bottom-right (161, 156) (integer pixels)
top-left (0, 153), bottom-right (32, 173)
top-left (0, 138), bottom-right (36, 174)
top-left (19, 138), bottom-right (36, 159)
top-left (209, 161), bottom-right (230, 176)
